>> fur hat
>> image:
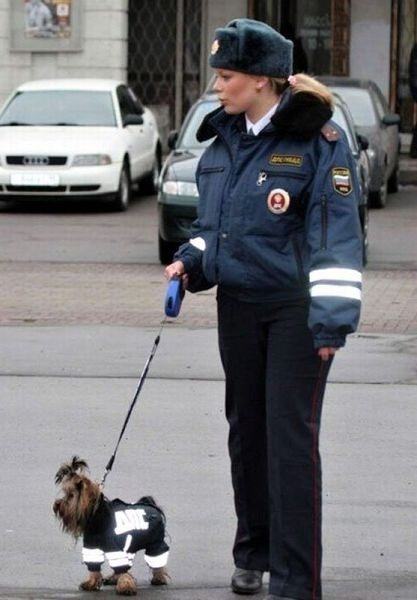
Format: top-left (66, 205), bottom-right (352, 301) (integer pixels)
top-left (209, 18), bottom-right (293, 78)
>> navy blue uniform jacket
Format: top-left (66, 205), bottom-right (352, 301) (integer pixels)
top-left (175, 88), bottom-right (363, 349)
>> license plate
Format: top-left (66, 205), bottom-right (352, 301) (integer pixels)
top-left (10, 172), bottom-right (60, 186)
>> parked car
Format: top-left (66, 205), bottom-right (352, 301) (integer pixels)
top-left (318, 77), bottom-right (400, 208)
top-left (158, 92), bottom-right (370, 264)
top-left (332, 94), bottom-right (370, 264)
top-left (0, 79), bottom-right (161, 210)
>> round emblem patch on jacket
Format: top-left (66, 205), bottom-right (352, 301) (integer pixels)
top-left (267, 188), bottom-right (290, 214)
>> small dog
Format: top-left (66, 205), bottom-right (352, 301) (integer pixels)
top-left (53, 456), bottom-right (170, 596)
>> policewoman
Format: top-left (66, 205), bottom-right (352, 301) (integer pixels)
top-left (165, 19), bottom-right (362, 600)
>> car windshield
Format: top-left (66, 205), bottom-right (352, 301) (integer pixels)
top-left (330, 87), bottom-right (376, 127)
top-left (0, 90), bottom-right (117, 127)
top-left (178, 99), bottom-right (220, 148)
top-left (332, 104), bottom-right (357, 151)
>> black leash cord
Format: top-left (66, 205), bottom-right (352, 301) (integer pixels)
top-left (100, 318), bottom-right (167, 487)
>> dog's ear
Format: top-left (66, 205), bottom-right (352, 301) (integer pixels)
top-left (71, 456), bottom-right (89, 474)
top-left (54, 456), bottom-right (89, 484)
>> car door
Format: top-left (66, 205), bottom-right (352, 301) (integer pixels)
top-left (372, 86), bottom-right (398, 177)
top-left (127, 87), bottom-right (156, 172)
top-left (116, 85), bottom-right (146, 180)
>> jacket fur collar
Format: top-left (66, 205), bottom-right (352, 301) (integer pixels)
top-left (196, 88), bottom-right (333, 142)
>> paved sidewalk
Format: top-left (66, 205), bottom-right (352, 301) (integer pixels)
top-left (0, 262), bottom-right (416, 333)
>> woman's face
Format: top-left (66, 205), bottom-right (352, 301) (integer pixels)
top-left (213, 70), bottom-right (263, 114)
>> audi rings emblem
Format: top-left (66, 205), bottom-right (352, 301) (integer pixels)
top-left (23, 156), bottom-right (50, 166)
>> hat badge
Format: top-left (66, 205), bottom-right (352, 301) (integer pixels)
top-left (211, 39), bottom-right (220, 55)
top-left (267, 188), bottom-right (290, 214)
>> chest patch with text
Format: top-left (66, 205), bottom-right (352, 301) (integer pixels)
top-left (332, 167), bottom-right (352, 195)
top-left (268, 154), bottom-right (303, 167)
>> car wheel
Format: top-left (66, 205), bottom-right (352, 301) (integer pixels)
top-left (141, 151), bottom-right (161, 195)
top-left (369, 179), bottom-right (387, 209)
top-left (387, 164), bottom-right (399, 194)
top-left (158, 234), bottom-right (178, 265)
top-left (110, 163), bottom-right (131, 211)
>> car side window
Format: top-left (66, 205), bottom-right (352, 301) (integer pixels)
top-left (127, 87), bottom-right (144, 115)
top-left (117, 86), bottom-right (138, 120)
top-left (372, 89), bottom-right (386, 121)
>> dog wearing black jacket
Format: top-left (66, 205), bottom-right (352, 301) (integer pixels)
top-left (53, 457), bottom-right (170, 596)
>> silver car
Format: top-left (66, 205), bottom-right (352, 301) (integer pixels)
top-left (319, 77), bottom-right (400, 208)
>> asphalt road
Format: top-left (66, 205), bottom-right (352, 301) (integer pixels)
top-left (0, 188), bottom-right (416, 599)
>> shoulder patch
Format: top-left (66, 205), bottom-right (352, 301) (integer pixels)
top-left (332, 167), bottom-right (352, 195)
top-left (321, 123), bottom-right (340, 142)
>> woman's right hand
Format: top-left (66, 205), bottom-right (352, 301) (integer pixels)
top-left (164, 260), bottom-right (188, 288)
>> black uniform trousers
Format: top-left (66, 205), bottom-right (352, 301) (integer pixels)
top-left (217, 289), bottom-right (333, 600)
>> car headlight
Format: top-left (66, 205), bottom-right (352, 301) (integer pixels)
top-left (72, 154), bottom-right (112, 166)
top-left (162, 180), bottom-right (199, 197)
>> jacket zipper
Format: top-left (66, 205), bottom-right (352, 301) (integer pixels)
top-left (291, 237), bottom-right (305, 283)
top-left (320, 195), bottom-right (328, 249)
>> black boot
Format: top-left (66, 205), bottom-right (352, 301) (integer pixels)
top-left (231, 568), bottom-right (263, 595)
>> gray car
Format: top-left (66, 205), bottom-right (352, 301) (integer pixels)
top-left (319, 77), bottom-right (400, 208)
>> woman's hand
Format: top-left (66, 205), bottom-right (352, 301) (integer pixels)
top-left (164, 260), bottom-right (188, 288)
top-left (318, 347), bottom-right (339, 361)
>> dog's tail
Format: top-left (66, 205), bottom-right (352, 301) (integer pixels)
top-left (137, 495), bottom-right (165, 520)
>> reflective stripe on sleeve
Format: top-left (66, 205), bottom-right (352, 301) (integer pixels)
top-left (189, 237), bottom-right (206, 251)
top-left (310, 284), bottom-right (361, 301)
top-left (82, 547), bottom-right (104, 563)
top-left (309, 268), bottom-right (362, 283)
top-left (144, 550), bottom-right (169, 568)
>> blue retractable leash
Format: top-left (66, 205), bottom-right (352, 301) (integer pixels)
top-left (100, 276), bottom-right (185, 487)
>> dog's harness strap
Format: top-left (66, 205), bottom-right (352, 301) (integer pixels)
top-left (101, 318), bottom-right (166, 487)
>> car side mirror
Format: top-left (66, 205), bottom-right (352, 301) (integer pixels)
top-left (382, 113), bottom-right (400, 126)
top-left (356, 133), bottom-right (369, 151)
top-left (123, 114), bottom-right (144, 127)
top-left (167, 130), bottom-right (178, 150)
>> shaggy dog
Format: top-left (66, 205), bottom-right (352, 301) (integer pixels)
top-left (53, 457), bottom-right (169, 595)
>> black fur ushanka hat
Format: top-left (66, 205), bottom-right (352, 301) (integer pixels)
top-left (209, 18), bottom-right (293, 78)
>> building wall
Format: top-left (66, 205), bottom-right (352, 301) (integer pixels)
top-left (0, 0), bottom-right (129, 107)
top-left (350, 0), bottom-right (391, 99)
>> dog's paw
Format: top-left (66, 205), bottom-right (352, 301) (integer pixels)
top-left (79, 572), bottom-right (102, 591)
top-left (116, 572), bottom-right (137, 596)
top-left (151, 566), bottom-right (170, 586)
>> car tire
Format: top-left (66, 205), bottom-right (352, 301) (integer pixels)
top-left (158, 234), bottom-right (178, 265)
top-left (110, 163), bottom-right (131, 211)
top-left (387, 164), bottom-right (399, 194)
top-left (141, 150), bottom-right (161, 196)
top-left (369, 180), bottom-right (387, 209)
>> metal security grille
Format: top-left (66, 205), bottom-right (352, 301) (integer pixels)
top-left (183, 0), bottom-right (202, 118)
top-left (128, 0), bottom-right (202, 140)
top-left (395, 0), bottom-right (417, 131)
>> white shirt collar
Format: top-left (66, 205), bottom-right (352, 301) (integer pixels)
top-left (245, 102), bottom-right (279, 136)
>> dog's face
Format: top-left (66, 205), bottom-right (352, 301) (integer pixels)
top-left (53, 456), bottom-right (101, 539)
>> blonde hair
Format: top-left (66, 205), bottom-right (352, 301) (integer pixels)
top-left (269, 73), bottom-right (334, 107)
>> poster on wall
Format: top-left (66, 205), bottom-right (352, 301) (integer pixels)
top-left (24, 0), bottom-right (72, 39)
top-left (10, 0), bottom-right (82, 51)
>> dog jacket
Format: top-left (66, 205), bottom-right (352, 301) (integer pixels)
top-left (82, 496), bottom-right (169, 573)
